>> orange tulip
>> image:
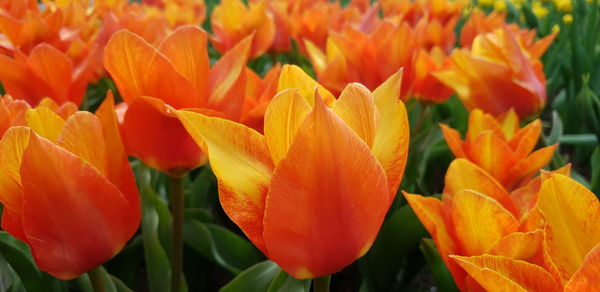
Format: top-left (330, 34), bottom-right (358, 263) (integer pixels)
top-left (240, 64), bottom-right (281, 132)
top-left (435, 26), bottom-right (554, 117)
top-left (174, 65), bottom-right (409, 278)
top-left (404, 158), bottom-right (547, 291)
top-left (448, 174), bottom-right (600, 291)
top-left (381, 0), bottom-right (468, 26)
top-left (210, 0), bottom-right (275, 58)
top-left (104, 26), bottom-right (251, 176)
top-left (142, 0), bottom-right (205, 27)
top-left (459, 9), bottom-right (507, 48)
top-left (440, 109), bottom-right (556, 189)
top-left (0, 94), bottom-right (140, 280)
top-left (0, 43), bottom-right (93, 106)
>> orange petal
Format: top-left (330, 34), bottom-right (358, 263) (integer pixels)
top-left (263, 89), bottom-right (311, 165)
top-left (0, 55), bottom-right (53, 105)
top-left (263, 96), bottom-right (389, 279)
top-left (508, 119), bottom-right (541, 160)
top-left (26, 44), bottom-right (74, 104)
top-left (25, 107), bottom-right (66, 142)
top-left (451, 189), bottom-right (519, 255)
top-left (158, 25), bottom-right (210, 106)
top-left (57, 112), bottom-right (108, 175)
top-left (451, 255), bottom-right (562, 292)
top-left (208, 34), bottom-right (251, 120)
top-left (331, 83), bottom-right (378, 147)
top-left (95, 93), bottom-right (140, 211)
top-left (505, 144), bottom-right (556, 188)
top-left (444, 159), bottom-right (519, 216)
top-left (103, 30), bottom-right (197, 108)
top-left (490, 230), bottom-right (543, 260)
top-left (537, 174), bottom-right (600, 282)
top-left (121, 97), bottom-right (204, 176)
top-left (466, 109), bottom-right (506, 143)
top-left (440, 123), bottom-right (467, 158)
top-left (564, 243), bottom-right (600, 292)
top-left (20, 132), bottom-right (138, 280)
top-left (277, 64), bottom-right (336, 106)
top-left (371, 70), bottom-right (410, 196)
top-left (466, 131), bottom-right (514, 182)
top-left (175, 109), bottom-right (274, 252)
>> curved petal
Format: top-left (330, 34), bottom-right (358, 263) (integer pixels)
top-left (564, 243), bottom-right (600, 292)
top-left (26, 44), bottom-right (74, 104)
top-left (440, 124), bottom-right (467, 158)
top-left (57, 112), bottom-right (108, 175)
top-left (264, 89), bottom-right (311, 165)
top-left (451, 189), bottom-right (519, 255)
top-left (451, 255), bottom-right (562, 292)
top-left (508, 119), bottom-right (541, 160)
top-left (263, 96), bottom-right (388, 279)
top-left (103, 30), bottom-right (197, 108)
top-left (371, 71), bottom-right (410, 197)
top-left (121, 97), bottom-right (204, 176)
top-left (537, 174), bottom-right (600, 282)
top-left (466, 131), bottom-right (514, 183)
top-left (277, 64), bottom-right (336, 106)
top-left (158, 25), bottom-right (210, 106)
top-left (490, 230), bottom-right (543, 260)
top-left (25, 107), bottom-right (66, 142)
top-left (331, 83), bottom-right (378, 147)
top-left (175, 109), bottom-right (273, 252)
top-left (20, 132), bottom-right (138, 280)
top-left (444, 159), bottom-right (519, 216)
top-left (505, 144), bottom-right (556, 188)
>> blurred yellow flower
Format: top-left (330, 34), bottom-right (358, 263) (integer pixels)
top-left (554, 0), bottom-right (572, 12)
top-left (552, 24), bottom-right (560, 33)
top-left (479, 0), bottom-right (494, 7)
top-left (563, 13), bottom-right (573, 24)
top-left (532, 2), bottom-right (549, 18)
top-left (494, 0), bottom-right (506, 11)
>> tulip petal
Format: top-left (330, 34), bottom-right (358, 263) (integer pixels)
top-left (505, 144), bottom-right (556, 187)
top-left (564, 243), bottom-right (600, 292)
top-left (0, 55), bottom-right (53, 105)
top-left (20, 132), bottom-right (138, 280)
top-left (121, 97), bottom-right (204, 176)
top-left (537, 174), bottom-right (600, 282)
top-left (95, 93), bottom-right (140, 210)
top-left (263, 96), bottom-right (389, 279)
top-left (277, 65), bottom-right (336, 106)
top-left (444, 159), bottom-right (519, 216)
top-left (25, 107), bottom-right (66, 142)
top-left (451, 190), bottom-right (519, 255)
top-left (26, 44), bottom-right (74, 103)
top-left (451, 255), bottom-right (562, 292)
top-left (57, 112), bottom-right (108, 176)
top-left (331, 83), bottom-right (378, 147)
top-left (159, 25), bottom-right (210, 106)
top-left (264, 89), bottom-right (311, 165)
top-left (508, 120), bottom-right (541, 160)
top-left (490, 230), bottom-right (543, 260)
top-left (208, 34), bottom-right (251, 120)
top-left (371, 71), bottom-right (410, 196)
top-left (467, 131), bottom-right (514, 182)
top-left (175, 109), bottom-right (274, 252)
top-left (104, 30), bottom-right (197, 108)
top-left (403, 192), bottom-right (467, 290)
top-left (440, 124), bottom-right (467, 158)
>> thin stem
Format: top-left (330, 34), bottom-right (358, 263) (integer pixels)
top-left (170, 176), bottom-right (185, 292)
top-left (313, 275), bottom-right (331, 292)
top-left (88, 267), bottom-right (105, 292)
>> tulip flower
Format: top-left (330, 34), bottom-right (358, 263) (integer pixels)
top-left (174, 65), bottom-right (409, 279)
top-left (0, 94), bottom-right (140, 280)
top-left (211, 0), bottom-right (275, 58)
top-left (448, 174), bottom-right (600, 291)
top-left (381, 0), bottom-right (467, 26)
top-left (0, 44), bottom-right (93, 106)
top-left (104, 25), bottom-right (251, 176)
top-left (459, 9), bottom-right (507, 48)
top-left (240, 64), bottom-right (281, 132)
top-left (435, 27), bottom-right (554, 117)
top-left (440, 109), bottom-right (556, 189)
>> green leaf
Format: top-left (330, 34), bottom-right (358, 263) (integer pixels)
top-left (266, 270), bottom-right (311, 292)
top-left (558, 134), bottom-right (598, 145)
top-left (359, 204), bottom-right (428, 291)
top-left (219, 261), bottom-right (280, 292)
top-left (420, 239), bottom-right (459, 292)
top-left (0, 232), bottom-right (49, 292)
top-left (183, 219), bottom-right (262, 274)
top-left (591, 147), bottom-right (600, 195)
top-left (546, 111), bottom-right (564, 145)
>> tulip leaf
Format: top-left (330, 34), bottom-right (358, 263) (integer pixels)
top-left (140, 183), bottom-right (172, 292)
top-left (266, 270), bottom-right (311, 292)
top-left (591, 147), bottom-right (600, 195)
top-left (183, 219), bottom-right (262, 275)
top-left (546, 111), bottom-right (564, 145)
top-left (0, 232), bottom-right (56, 292)
top-left (359, 204), bottom-right (428, 291)
top-left (219, 261), bottom-right (280, 292)
top-left (419, 239), bottom-right (459, 292)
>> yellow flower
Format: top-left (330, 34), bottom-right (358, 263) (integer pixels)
top-left (554, 0), bottom-right (572, 12)
top-left (532, 2), bottom-right (549, 18)
top-left (494, 0), bottom-right (507, 11)
top-left (563, 13), bottom-right (573, 24)
top-left (479, 0), bottom-right (494, 7)
top-left (552, 24), bottom-right (560, 33)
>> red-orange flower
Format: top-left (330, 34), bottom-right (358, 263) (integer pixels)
top-left (0, 43), bottom-right (94, 106)
top-left (0, 94), bottom-right (140, 280)
top-left (240, 64), bottom-right (281, 132)
top-left (435, 26), bottom-right (554, 117)
top-left (210, 0), bottom-right (274, 58)
top-left (174, 65), bottom-right (409, 278)
top-left (440, 109), bottom-right (556, 190)
top-left (104, 26), bottom-right (251, 176)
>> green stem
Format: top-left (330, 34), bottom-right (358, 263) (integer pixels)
top-left (313, 275), bottom-right (331, 292)
top-left (88, 267), bottom-right (105, 292)
top-left (170, 176), bottom-right (185, 292)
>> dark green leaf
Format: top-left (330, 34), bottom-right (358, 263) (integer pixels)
top-left (219, 261), bottom-right (280, 292)
top-left (420, 239), bottom-right (459, 292)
